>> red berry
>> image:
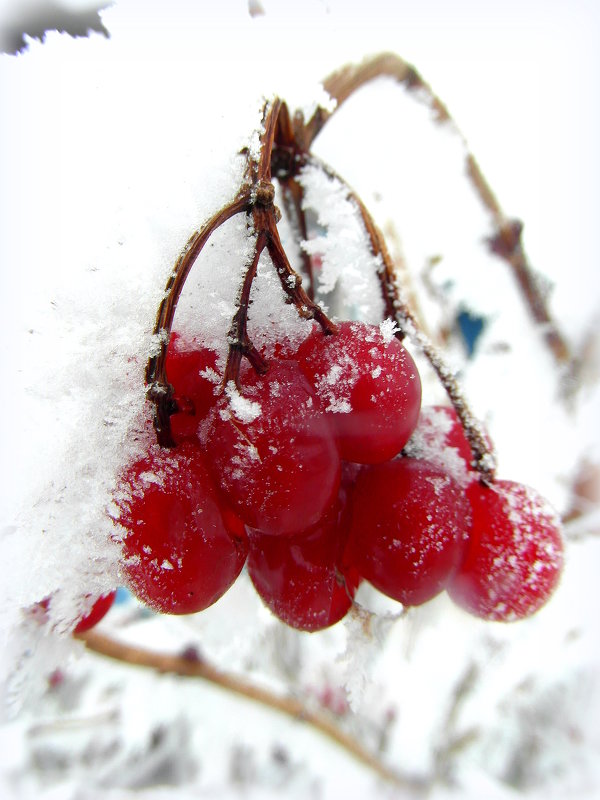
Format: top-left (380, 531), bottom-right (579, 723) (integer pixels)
top-left (165, 332), bottom-right (219, 442)
top-left (347, 458), bottom-right (470, 605)
top-left (116, 442), bottom-right (247, 614)
top-left (247, 481), bottom-right (359, 631)
top-left (296, 321), bottom-right (421, 464)
top-left (203, 359), bottom-right (341, 537)
top-left (448, 480), bottom-right (564, 621)
top-left (73, 590), bottom-right (117, 633)
top-left (29, 591), bottom-right (116, 633)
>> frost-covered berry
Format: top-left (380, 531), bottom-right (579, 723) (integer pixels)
top-left (296, 320), bottom-right (422, 464)
top-left (203, 360), bottom-right (341, 537)
top-left (247, 468), bottom-right (359, 631)
top-left (165, 332), bottom-right (219, 442)
top-left (346, 457), bottom-right (469, 605)
top-left (73, 591), bottom-right (117, 633)
top-left (116, 442), bottom-right (247, 614)
top-left (29, 590), bottom-right (117, 633)
top-left (404, 404), bottom-right (493, 486)
top-left (448, 480), bottom-right (564, 621)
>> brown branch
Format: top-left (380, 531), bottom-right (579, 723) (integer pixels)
top-left (255, 98), bottom-right (282, 186)
top-left (76, 629), bottom-right (426, 793)
top-left (303, 52), bottom-right (417, 146)
top-left (305, 52), bottom-right (571, 367)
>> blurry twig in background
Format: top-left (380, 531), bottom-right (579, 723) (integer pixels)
top-left (308, 52), bottom-right (572, 368)
top-left (76, 629), bottom-right (428, 793)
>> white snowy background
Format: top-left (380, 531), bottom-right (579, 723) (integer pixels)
top-left (1, 0), bottom-right (599, 798)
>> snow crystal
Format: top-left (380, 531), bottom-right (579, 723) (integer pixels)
top-left (245, 244), bottom-right (313, 357)
top-left (338, 605), bottom-right (400, 712)
top-left (379, 317), bottom-right (400, 343)
top-left (223, 381), bottom-right (262, 423)
top-left (138, 470), bottom-right (163, 487)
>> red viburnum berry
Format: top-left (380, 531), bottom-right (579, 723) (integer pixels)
top-left (346, 457), bottom-right (470, 605)
top-left (448, 480), bottom-right (564, 621)
top-left (295, 320), bottom-right (421, 464)
top-left (247, 469), bottom-right (360, 631)
top-left (73, 590), bottom-right (117, 633)
top-left (29, 590), bottom-right (116, 633)
top-left (203, 359), bottom-right (341, 537)
top-left (165, 332), bottom-right (220, 443)
top-left (116, 441), bottom-right (247, 614)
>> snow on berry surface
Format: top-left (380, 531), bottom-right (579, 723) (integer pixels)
top-left (1, 1), bottom-right (600, 799)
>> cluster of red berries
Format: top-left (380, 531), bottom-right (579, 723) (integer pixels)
top-left (112, 321), bottom-right (563, 631)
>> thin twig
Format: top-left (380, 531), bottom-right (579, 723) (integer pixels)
top-left (280, 178), bottom-right (316, 300)
top-left (146, 192), bottom-right (251, 387)
top-left (307, 52), bottom-right (571, 366)
top-left (76, 629), bottom-right (426, 793)
top-left (266, 223), bottom-right (336, 334)
top-left (223, 230), bottom-right (270, 387)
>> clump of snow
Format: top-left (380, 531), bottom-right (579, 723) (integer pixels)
top-left (379, 317), bottom-right (400, 343)
top-left (246, 248), bottom-right (314, 357)
top-left (223, 381), bottom-right (262, 424)
top-left (338, 605), bottom-right (400, 713)
top-left (298, 163), bottom-right (385, 322)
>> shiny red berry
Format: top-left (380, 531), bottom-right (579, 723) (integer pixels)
top-left (203, 360), bottom-right (341, 537)
top-left (247, 483), bottom-right (359, 631)
top-left (347, 457), bottom-right (469, 605)
top-left (448, 480), bottom-right (564, 621)
top-left (296, 321), bottom-right (421, 464)
top-left (166, 332), bottom-right (219, 442)
top-left (116, 442), bottom-right (247, 614)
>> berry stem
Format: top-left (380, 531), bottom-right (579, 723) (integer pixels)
top-left (253, 99), bottom-right (334, 330)
top-left (266, 220), bottom-right (336, 332)
top-left (76, 629), bottom-right (427, 793)
top-left (280, 178), bottom-right (316, 301)
top-left (223, 229), bottom-right (270, 388)
top-left (223, 99), bottom-right (337, 388)
top-left (146, 191), bottom-right (251, 447)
